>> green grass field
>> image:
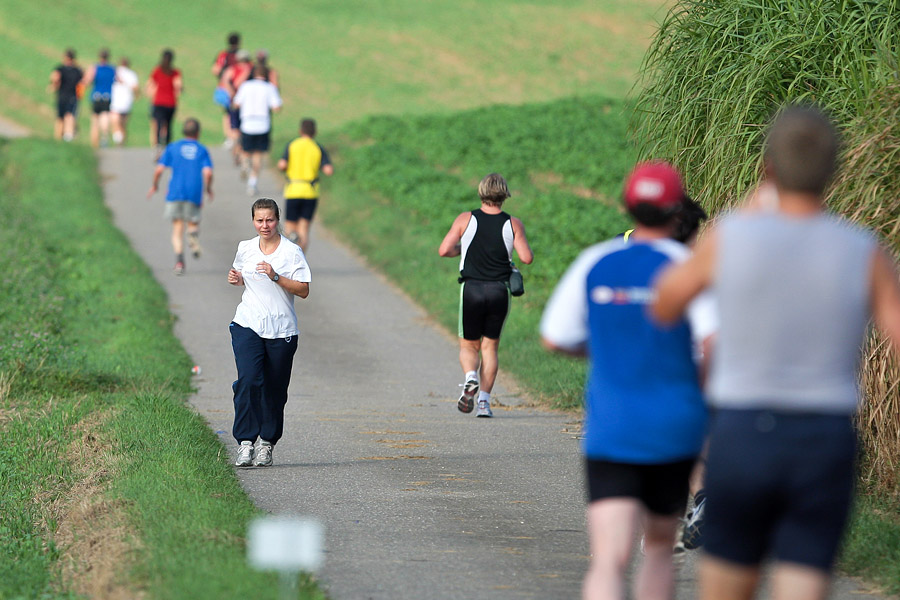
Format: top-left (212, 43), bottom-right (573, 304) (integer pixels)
top-left (0, 0), bottom-right (666, 140)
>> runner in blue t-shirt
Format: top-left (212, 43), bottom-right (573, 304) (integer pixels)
top-left (147, 118), bottom-right (214, 275)
top-left (541, 161), bottom-right (716, 600)
top-left (80, 48), bottom-right (116, 147)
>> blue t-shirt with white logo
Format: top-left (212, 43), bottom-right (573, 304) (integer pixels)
top-left (159, 139), bottom-right (213, 205)
top-left (540, 238), bottom-right (713, 463)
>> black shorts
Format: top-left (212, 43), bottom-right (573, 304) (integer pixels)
top-left (585, 458), bottom-right (694, 516)
top-left (241, 131), bottom-right (270, 153)
top-left (92, 98), bottom-right (111, 114)
top-left (57, 96), bottom-right (78, 118)
top-left (151, 105), bottom-right (176, 124)
top-left (459, 279), bottom-right (509, 341)
top-left (703, 409), bottom-right (856, 571)
top-left (285, 198), bottom-right (318, 222)
top-left (229, 108), bottom-right (241, 130)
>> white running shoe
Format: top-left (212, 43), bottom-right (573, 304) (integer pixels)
top-left (254, 441), bottom-right (273, 467)
top-left (475, 399), bottom-right (493, 418)
top-left (235, 441), bottom-right (254, 467)
top-left (457, 379), bottom-right (479, 413)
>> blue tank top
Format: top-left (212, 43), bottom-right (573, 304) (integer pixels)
top-left (92, 64), bottom-right (116, 99)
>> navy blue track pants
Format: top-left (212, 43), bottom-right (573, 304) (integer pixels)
top-left (230, 322), bottom-right (298, 446)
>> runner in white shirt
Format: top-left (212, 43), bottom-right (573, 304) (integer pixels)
top-left (227, 198), bottom-right (310, 468)
top-left (110, 57), bottom-right (139, 145)
top-left (232, 68), bottom-right (282, 195)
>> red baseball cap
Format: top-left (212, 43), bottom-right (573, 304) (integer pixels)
top-left (623, 161), bottom-right (685, 211)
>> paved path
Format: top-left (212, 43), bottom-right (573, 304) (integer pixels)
top-left (99, 147), bottom-right (884, 600)
top-left (0, 115), bottom-right (30, 138)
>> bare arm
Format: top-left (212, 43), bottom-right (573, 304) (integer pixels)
top-left (147, 164), bottom-right (165, 198)
top-left (49, 69), bottom-right (60, 92)
top-left (510, 217), bottom-right (533, 264)
top-left (255, 261), bottom-right (309, 298)
top-left (652, 228), bottom-right (718, 324)
top-left (173, 74), bottom-right (183, 98)
top-left (438, 212), bottom-right (470, 257)
top-left (81, 65), bottom-right (96, 87)
top-left (541, 337), bottom-right (587, 357)
top-left (227, 268), bottom-right (244, 286)
top-left (202, 166), bottom-right (213, 203)
top-left (277, 158), bottom-right (287, 171)
top-left (322, 163), bottom-right (334, 176)
top-left (871, 246), bottom-right (900, 352)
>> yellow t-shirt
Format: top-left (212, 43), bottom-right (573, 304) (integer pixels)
top-left (282, 137), bottom-right (330, 199)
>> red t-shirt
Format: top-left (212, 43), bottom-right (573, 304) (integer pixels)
top-left (151, 67), bottom-right (180, 107)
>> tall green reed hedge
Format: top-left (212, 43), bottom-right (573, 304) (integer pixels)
top-left (635, 0), bottom-right (900, 493)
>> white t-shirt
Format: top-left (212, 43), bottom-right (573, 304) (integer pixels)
top-left (231, 236), bottom-right (311, 338)
top-left (233, 79), bottom-right (283, 135)
top-left (111, 66), bottom-right (139, 113)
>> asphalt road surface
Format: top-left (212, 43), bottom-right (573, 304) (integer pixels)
top-left (99, 145), bottom-right (885, 600)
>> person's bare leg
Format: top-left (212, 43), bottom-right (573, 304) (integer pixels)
top-left (459, 338), bottom-right (481, 377)
top-left (635, 513), bottom-right (680, 600)
top-left (251, 151), bottom-right (262, 181)
top-left (583, 498), bottom-right (640, 600)
top-left (171, 219), bottom-right (185, 256)
top-left (479, 336), bottom-right (500, 393)
top-left (296, 218), bottom-right (311, 251)
top-left (98, 111), bottom-right (110, 145)
top-left (90, 113), bottom-right (100, 147)
top-left (54, 118), bottom-right (63, 140)
top-left (222, 113), bottom-right (230, 142)
top-left (771, 563), bottom-right (830, 600)
top-left (149, 118), bottom-right (158, 147)
top-left (699, 555), bottom-right (759, 600)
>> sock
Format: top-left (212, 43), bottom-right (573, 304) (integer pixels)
top-left (465, 370), bottom-right (478, 382)
top-left (176, 253), bottom-right (184, 264)
top-left (478, 391), bottom-right (491, 402)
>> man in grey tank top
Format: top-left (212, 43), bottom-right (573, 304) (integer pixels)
top-left (652, 105), bottom-right (900, 600)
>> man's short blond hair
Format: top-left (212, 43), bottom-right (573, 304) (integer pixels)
top-left (478, 173), bottom-right (510, 207)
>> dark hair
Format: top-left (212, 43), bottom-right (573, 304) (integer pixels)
top-left (628, 203), bottom-right (678, 227)
top-left (764, 104), bottom-right (839, 195)
top-left (252, 65), bottom-right (269, 80)
top-left (160, 49), bottom-right (174, 74)
top-left (65, 48), bottom-right (76, 60)
top-left (251, 197), bottom-right (280, 220)
top-left (99, 48), bottom-right (109, 60)
top-left (300, 119), bottom-right (317, 137)
top-left (671, 197), bottom-right (708, 244)
top-left (182, 118), bottom-right (200, 138)
top-left (228, 32), bottom-right (240, 46)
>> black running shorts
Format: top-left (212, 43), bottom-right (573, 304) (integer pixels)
top-left (285, 198), bottom-right (318, 222)
top-left (585, 458), bottom-right (694, 516)
top-left (703, 409), bottom-right (856, 571)
top-left (459, 279), bottom-right (509, 341)
top-left (241, 131), bottom-right (271, 153)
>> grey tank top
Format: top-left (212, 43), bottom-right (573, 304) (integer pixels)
top-left (709, 211), bottom-right (876, 414)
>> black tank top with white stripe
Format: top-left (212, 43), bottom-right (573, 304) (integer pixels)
top-left (458, 209), bottom-right (514, 282)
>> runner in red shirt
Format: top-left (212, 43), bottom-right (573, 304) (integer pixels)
top-left (212, 32), bottom-right (241, 144)
top-left (146, 48), bottom-right (182, 155)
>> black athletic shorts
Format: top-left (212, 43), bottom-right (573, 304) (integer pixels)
top-left (92, 98), bottom-right (111, 114)
top-left (585, 458), bottom-right (694, 516)
top-left (151, 104), bottom-right (176, 124)
top-left (229, 108), bottom-right (241, 130)
top-left (703, 409), bottom-right (856, 571)
top-left (241, 131), bottom-right (271, 153)
top-left (57, 96), bottom-right (78, 119)
top-left (459, 279), bottom-right (509, 341)
top-left (285, 198), bottom-right (318, 222)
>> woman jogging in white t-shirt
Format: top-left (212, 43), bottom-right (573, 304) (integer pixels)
top-left (227, 198), bottom-right (311, 467)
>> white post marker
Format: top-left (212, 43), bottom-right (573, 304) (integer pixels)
top-left (248, 516), bottom-right (324, 599)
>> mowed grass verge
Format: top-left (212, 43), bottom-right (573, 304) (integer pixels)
top-left (0, 139), bottom-right (324, 599)
top-left (0, 0), bottom-right (666, 142)
top-left (319, 95), bottom-right (900, 594)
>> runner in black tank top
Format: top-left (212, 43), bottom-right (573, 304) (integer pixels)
top-left (439, 173), bottom-right (533, 417)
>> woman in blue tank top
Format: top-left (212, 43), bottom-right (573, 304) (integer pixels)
top-left (81, 48), bottom-right (116, 147)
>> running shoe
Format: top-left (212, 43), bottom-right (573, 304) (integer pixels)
top-left (235, 441), bottom-right (254, 467)
top-left (682, 493), bottom-right (706, 550)
top-left (173, 261), bottom-right (185, 276)
top-left (457, 379), bottom-right (479, 413)
top-left (254, 441), bottom-right (273, 467)
top-left (475, 399), bottom-right (493, 418)
top-left (188, 232), bottom-right (202, 258)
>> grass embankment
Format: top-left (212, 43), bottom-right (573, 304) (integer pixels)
top-left (0, 0), bottom-right (665, 142)
top-left (0, 138), bottom-right (324, 599)
top-left (321, 94), bottom-right (900, 594)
